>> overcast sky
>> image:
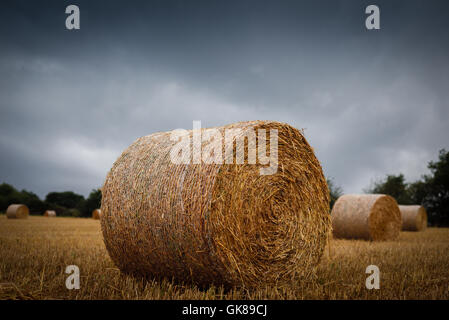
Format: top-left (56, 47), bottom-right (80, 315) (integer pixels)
top-left (0, 0), bottom-right (448, 198)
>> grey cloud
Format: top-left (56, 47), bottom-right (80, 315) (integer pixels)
top-left (0, 0), bottom-right (448, 197)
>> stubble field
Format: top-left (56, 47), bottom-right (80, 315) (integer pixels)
top-left (0, 215), bottom-right (448, 300)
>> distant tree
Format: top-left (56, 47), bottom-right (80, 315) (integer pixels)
top-left (0, 193), bottom-right (8, 212)
top-left (365, 174), bottom-right (413, 205)
top-left (19, 190), bottom-right (47, 214)
top-left (45, 203), bottom-right (67, 216)
top-left (366, 149), bottom-right (449, 226)
top-left (0, 183), bottom-right (16, 196)
top-left (327, 178), bottom-right (343, 211)
top-left (0, 183), bottom-right (47, 214)
top-left (417, 149), bottom-right (449, 226)
top-left (82, 189), bottom-right (102, 217)
top-left (408, 180), bottom-right (428, 205)
top-left (0, 183), bottom-right (22, 207)
top-left (45, 191), bottom-right (85, 212)
top-left (0, 183), bottom-right (19, 211)
top-left (65, 208), bottom-right (82, 217)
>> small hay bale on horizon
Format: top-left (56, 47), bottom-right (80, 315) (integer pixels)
top-left (399, 205), bottom-right (427, 231)
top-left (101, 120), bottom-right (331, 289)
top-left (6, 204), bottom-right (29, 219)
top-left (331, 194), bottom-right (402, 241)
top-left (92, 209), bottom-right (101, 220)
top-left (43, 210), bottom-right (57, 217)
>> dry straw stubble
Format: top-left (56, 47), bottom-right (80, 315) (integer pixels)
top-left (399, 205), bottom-right (427, 231)
top-left (6, 204), bottom-right (29, 219)
top-left (101, 120), bottom-right (330, 289)
top-left (331, 194), bottom-right (402, 241)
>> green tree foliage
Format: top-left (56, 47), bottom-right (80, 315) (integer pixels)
top-left (0, 183), bottom-right (16, 196)
top-left (366, 174), bottom-right (413, 205)
top-left (408, 180), bottom-right (428, 205)
top-left (83, 189), bottom-right (102, 217)
top-left (45, 191), bottom-right (85, 212)
top-left (19, 190), bottom-right (48, 213)
top-left (365, 149), bottom-right (449, 226)
top-left (327, 178), bottom-right (343, 211)
top-left (65, 208), bottom-right (82, 217)
top-left (0, 183), bottom-right (47, 214)
top-left (418, 149), bottom-right (449, 226)
top-left (0, 183), bottom-right (19, 211)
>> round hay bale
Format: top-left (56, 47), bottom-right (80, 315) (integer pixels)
top-left (6, 204), bottom-right (29, 219)
top-left (399, 205), bottom-right (427, 231)
top-left (331, 194), bottom-right (401, 241)
top-left (101, 120), bottom-right (330, 288)
top-left (92, 209), bottom-right (101, 220)
top-left (43, 210), bottom-right (56, 217)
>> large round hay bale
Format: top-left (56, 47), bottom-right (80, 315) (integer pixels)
top-left (101, 120), bottom-right (330, 288)
top-left (331, 194), bottom-right (401, 241)
top-left (43, 210), bottom-right (56, 217)
top-left (6, 204), bottom-right (29, 219)
top-left (92, 209), bottom-right (101, 220)
top-left (399, 205), bottom-right (427, 231)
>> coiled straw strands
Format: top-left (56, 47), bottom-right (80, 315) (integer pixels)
top-left (6, 204), bottom-right (29, 219)
top-left (101, 121), bottom-right (330, 288)
top-left (43, 210), bottom-right (56, 217)
top-left (399, 205), bottom-right (427, 231)
top-left (331, 194), bottom-right (401, 241)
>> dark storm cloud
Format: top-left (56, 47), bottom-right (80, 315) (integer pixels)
top-left (0, 0), bottom-right (448, 197)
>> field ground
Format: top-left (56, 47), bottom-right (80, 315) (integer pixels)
top-left (0, 215), bottom-right (448, 300)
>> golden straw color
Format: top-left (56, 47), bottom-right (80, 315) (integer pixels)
top-left (399, 205), bottom-right (427, 231)
top-left (101, 120), bottom-right (330, 289)
top-left (92, 209), bottom-right (101, 220)
top-left (331, 194), bottom-right (402, 241)
top-left (43, 210), bottom-right (57, 217)
top-left (6, 204), bottom-right (29, 219)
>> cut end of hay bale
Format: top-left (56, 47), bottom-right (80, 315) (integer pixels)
top-left (331, 194), bottom-right (401, 241)
top-left (399, 205), bottom-right (427, 231)
top-left (92, 209), bottom-right (101, 220)
top-left (43, 210), bottom-right (57, 217)
top-left (101, 120), bottom-right (330, 289)
top-left (6, 204), bottom-right (29, 219)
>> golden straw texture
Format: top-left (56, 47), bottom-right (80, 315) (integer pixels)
top-left (101, 121), bottom-right (330, 288)
top-left (331, 194), bottom-right (401, 241)
top-left (43, 210), bottom-right (57, 217)
top-left (399, 205), bottom-right (427, 231)
top-left (92, 209), bottom-right (101, 220)
top-left (6, 204), bottom-right (29, 219)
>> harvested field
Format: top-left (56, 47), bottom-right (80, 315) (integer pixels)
top-left (0, 215), bottom-right (448, 300)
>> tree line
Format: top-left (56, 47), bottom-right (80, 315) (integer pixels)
top-left (0, 184), bottom-right (101, 218)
